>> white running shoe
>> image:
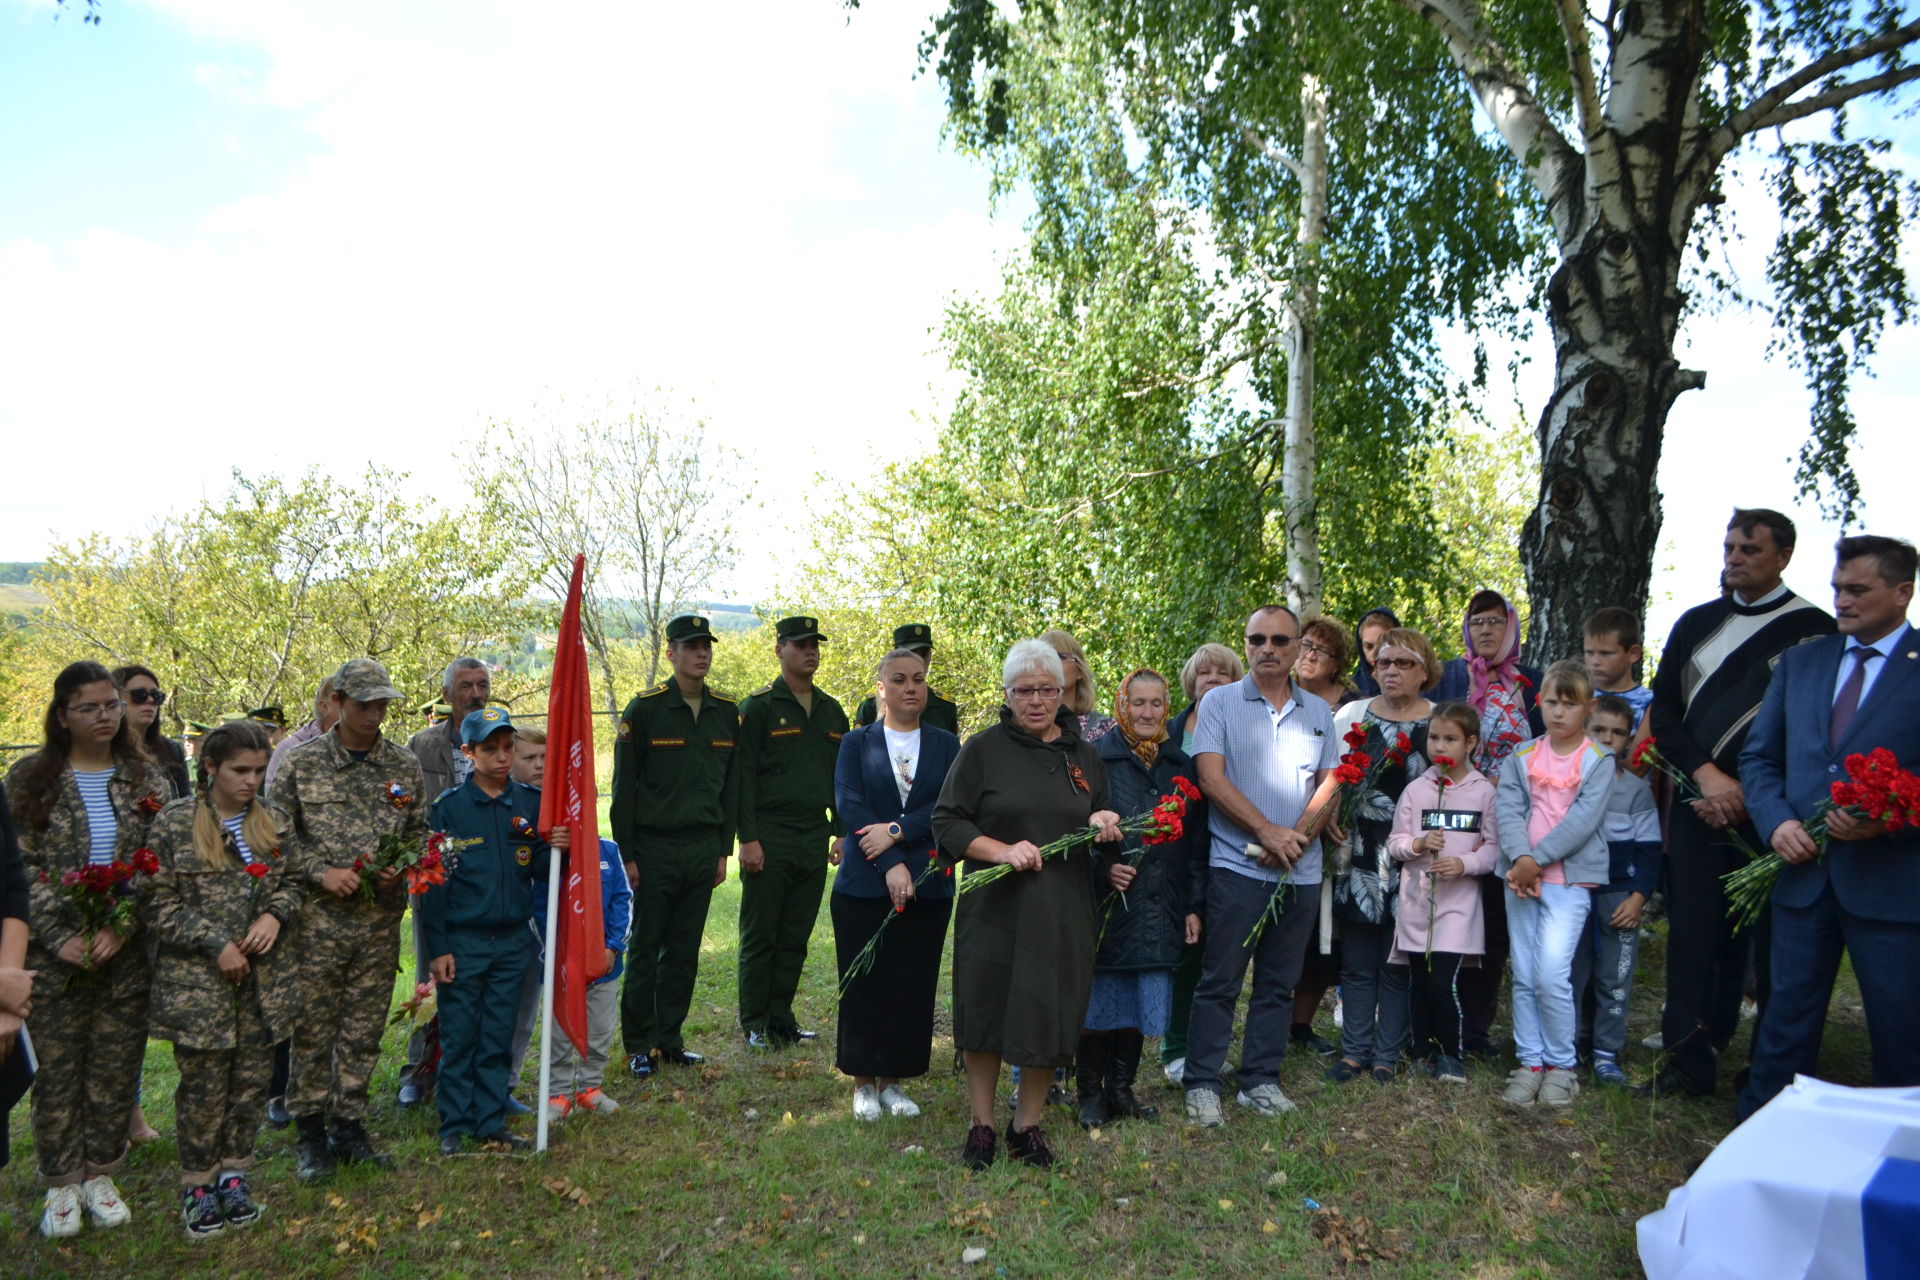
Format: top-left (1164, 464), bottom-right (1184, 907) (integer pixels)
top-left (41, 1185), bottom-right (83, 1238)
top-left (1162, 1056), bottom-right (1186, 1085)
top-left (878, 1085), bottom-right (920, 1118)
top-left (81, 1175), bottom-right (132, 1229)
top-left (1235, 1084), bottom-right (1298, 1115)
top-left (852, 1084), bottom-right (882, 1122)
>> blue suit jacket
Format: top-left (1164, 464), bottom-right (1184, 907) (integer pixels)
top-left (1741, 627), bottom-right (1920, 923)
top-left (832, 722), bottom-right (962, 899)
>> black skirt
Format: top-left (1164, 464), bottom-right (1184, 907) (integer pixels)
top-left (832, 891), bottom-right (952, 1079)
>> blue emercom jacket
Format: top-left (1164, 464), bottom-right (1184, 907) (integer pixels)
top-left (532, 836), bottom-right (634, 985)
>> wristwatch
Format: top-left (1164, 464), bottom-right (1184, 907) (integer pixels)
top-left (887, 822), bottom-right (902, 840)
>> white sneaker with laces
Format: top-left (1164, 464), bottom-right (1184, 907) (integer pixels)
top-left (1184, 1087), bottom-right (1225, 1128)
top-left (41, 1185), bottom-right (83, 1239)
top-left (852, 1084), bottom-right (882, 1122)
top-left (877, 1085), bottom-right (920, 1118)
top-left (1235, 1083), bottom-right (1298, 1115)
top-left (1162, 1056), bottom-right (1185, 1085)
top-left (81, 1175), bottom-right (132, 1229)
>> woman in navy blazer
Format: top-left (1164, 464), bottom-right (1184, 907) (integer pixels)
top-left (831, 648), bottom-right (962, 1122)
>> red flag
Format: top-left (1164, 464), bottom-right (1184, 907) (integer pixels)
top-left (539, 554), bottom-right (606, 1057)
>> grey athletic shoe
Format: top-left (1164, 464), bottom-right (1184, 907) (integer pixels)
top-left (1184, 1087), bottom-right (1225, 1128)
top-left (1539, 1067), bottom-right (1581, 1107)
top-left (1501, 1066), bottom-right (1544, 1106)
top-left (1235, 1083), bottom-right (1298, 1115)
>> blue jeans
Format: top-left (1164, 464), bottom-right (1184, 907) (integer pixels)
top-left (1570, 889), bottom-right (1640, 1060)
top-left (1507, 882), bottom-right (1590, 1069)
top-left (1338, 919), bottom-right (1404, 1069)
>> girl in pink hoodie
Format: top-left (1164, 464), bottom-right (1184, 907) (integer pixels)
top-left (1386, 703), bottom-right (1500, 1081)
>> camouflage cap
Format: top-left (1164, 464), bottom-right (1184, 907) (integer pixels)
top-left (333, 657), bottom-right (405, 703)
top-left (666, 614), bottom-right (717, 644)
top-left (776, 615), bottom-right (827, 643)
top-left (891, 623), bottom-right (934, 651)
top-left (459, 705), bottom-right (515, 745)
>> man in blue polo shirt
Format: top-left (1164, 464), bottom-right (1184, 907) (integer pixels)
top-left (1183, 605), bottom-right (1342, 1126)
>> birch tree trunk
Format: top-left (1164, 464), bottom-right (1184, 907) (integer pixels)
top-left (1279, 76), bottom-right (1329, 618)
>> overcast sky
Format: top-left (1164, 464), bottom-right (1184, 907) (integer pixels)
top-left (2, 0), bottom-right (1914, 654)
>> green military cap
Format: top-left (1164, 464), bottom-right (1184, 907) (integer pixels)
top-left (333, 657), bottom-right (405, 703)
top-left (248, 705), bottom-right (287, 729)
top-left (775, 615), bottom-right (827, 643)
top-left (892, 623), bottom-right (934, 651)
top-left (220, 711), bottom-right (249, 724)
top-left (666, 614), bottom-right (717, 644)
top-left (183, 720), bottom-right (213, 739)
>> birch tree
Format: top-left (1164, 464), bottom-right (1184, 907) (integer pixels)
top-left (919, 0), bottom-right (1919, 659)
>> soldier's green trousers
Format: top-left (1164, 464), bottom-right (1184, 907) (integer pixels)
top-left (737, 826), bottom-right (829, 1036)
top-left (25, 946), bottom-right (149, 1186)
top-left (620, 827), bottom-right (726, 1057)
top-left (287, 897), bottom-right (403, 1122)
top-left (173, 1025), bottom-right (272, 1187)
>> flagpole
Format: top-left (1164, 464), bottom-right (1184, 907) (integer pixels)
top-left (536, 847), bottom-right (562, 1154)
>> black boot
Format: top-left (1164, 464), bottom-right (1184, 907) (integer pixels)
top-left (294, 1115), bottom-right (335, 1185)
top-left (328, 1117), bottom-right (395, 1170)
top-left (1075, 1033), bottom-right (1112, 1129)
top-left (1106, 1030), bottom-right (1159, 1121)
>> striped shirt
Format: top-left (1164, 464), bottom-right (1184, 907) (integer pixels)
top-left (73, 767), bottom-right (117, 865)
top-left (223, 813), bottom-right (258, 864)
top-left (1191, 675), bottom-right (1341, 886)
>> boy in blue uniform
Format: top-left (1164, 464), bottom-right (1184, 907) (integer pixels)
top-left (421, 707), bottom-right (570, 1154)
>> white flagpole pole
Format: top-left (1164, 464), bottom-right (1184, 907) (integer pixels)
top-left (536, 846), bottom-right (562, 1154)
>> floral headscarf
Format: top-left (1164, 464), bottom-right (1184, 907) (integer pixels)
top-left (1462, 592), bottom-right (1525, 714)
top-left (1114, 668), bottom-right (1171, 769)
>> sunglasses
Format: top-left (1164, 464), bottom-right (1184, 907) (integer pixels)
top-left (1374, 657), bottom-right (1422, 671)
top-left (127, 688), bottom-right (167, 706)
top-left (1245, 633), bottom-right (1296, 649)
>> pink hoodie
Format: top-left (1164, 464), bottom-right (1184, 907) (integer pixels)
top-left (1387, 765), bottom-right (1500, 959)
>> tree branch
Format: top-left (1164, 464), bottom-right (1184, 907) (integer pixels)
top-left (1238, 121), bottom-right (1304, 182)
top-left (1751, 63), bottom-right (1920, 133)
top-left (1554, 0), bottom-right (1606, 146)
top-left (1723, 19), bottom-right (1920, 146)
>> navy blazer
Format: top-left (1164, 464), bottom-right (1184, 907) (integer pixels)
top-left (832, 721), bottom-right (962, 900)
top-left (1741, 627), bottom-right (1920, 923)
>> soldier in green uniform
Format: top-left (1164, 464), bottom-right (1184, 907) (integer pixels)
top-left (735, 616), bottom-right (849, 1049)
top-left (613, 614), bottom-right (738, 1079)
top-left (853, 624), bottom-right (960, 735)
top-left (274, 658), bottom-right (427, 1183)
top-left (422, 706), bottom-right (564, 1155)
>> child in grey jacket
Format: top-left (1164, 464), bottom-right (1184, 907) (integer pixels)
top-left (1494, 661), bottom-right (1615, 1108)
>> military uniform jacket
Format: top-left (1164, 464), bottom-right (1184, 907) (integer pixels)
top-left (854, 691), bottom-right (960, 736)
top-left (736, 677), bottom-right (848, 843)
top-left (143, 798), bottom-right (305, 1048)
top-left (273, 727), bottom-right (429, 921)
top-left (611, 680), bottom-right (739, 853)
top-left (4, 755), bottom-right (169, 995)
top-left (421, 778), bottom-right (546, 959)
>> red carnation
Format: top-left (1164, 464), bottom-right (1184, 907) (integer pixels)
top-left (1343, 724), bottom-right (1368, 748)
top-left (1335, 762), bottom-right (1366, 786)
top-left (1174, 775), bottom-right (1201, 801)
top-left (1395, 733), bottom-right (1412, 753)
top-left (244, 862), bottom-right (270, 879)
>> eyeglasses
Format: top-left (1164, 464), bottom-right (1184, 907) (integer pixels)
top-left (1245, 633), bottom-right (1296, 649)
top-left (1007, 685), bottom-right (1062, 702)
top-left (127, 688), bottom-right (167, 706)
top-left (1297, 641), bottom-right (1333, 660)
top-left (1467, 615), bottom-right (1507, 631)
top-left (66, 700), bottom-right (125, 718)
top-left (1374, 657), bottom-right (1422, 671)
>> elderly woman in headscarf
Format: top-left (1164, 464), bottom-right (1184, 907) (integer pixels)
top-left (934, 640), bottom-right (1122, 1172)
top-left (1075, 669), bottom-right (1205, 1129)
top-left (1431, 589), bottom-right (1544, 1055)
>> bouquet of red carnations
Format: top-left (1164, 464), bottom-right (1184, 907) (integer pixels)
top-left (46, 846), bottom-right (160, 966)
top-left (954, 781), bottom-right (1194, 899)
top-left (352, 830), bottom-right (451, 900)
top-left (1722, 748), bottom-right (1920, 931)
top-left (1328, 720), bottom-right (1412, 831)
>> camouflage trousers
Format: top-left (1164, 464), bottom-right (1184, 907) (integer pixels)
top-left (286, 899), bottom-right (403, 1123)
top-left (172, 991), bottom-right (273, 1187)
top-left (26, 947), bottom-right (150, 1186)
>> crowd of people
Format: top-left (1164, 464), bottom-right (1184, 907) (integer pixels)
top-left (1, 509), bottom-right (1915, 1240)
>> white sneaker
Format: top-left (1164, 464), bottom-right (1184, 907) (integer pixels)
top-left (1641, 1031), bottom-right (1665, 1051)
top-left (1162, 1056), bottom-right (1186, 1085)
top-left (878, 1085), bottom-right (920, 1118)
top-left (1332, 996), bottom-right (1344, 1029)
top-left (81, 1175), bottom-right (132, 1229)
top-left (1184, 1087), bottom-right (1224, 1128)
top-left (1539, 1067), bottom-right (1581, 1108)
top-left (41, 1185), bottom-right (83, 1238)
top-left (1235, 1084), bottom-right (1298, 1116)
top-left (852, 1084), bottom-right (882, 1122)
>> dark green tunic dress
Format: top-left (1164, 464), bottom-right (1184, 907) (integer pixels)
top-left (934, 707), bottom-right (1111, 1067)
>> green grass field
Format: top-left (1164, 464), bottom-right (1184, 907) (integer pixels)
top-left (0, 880), bottom-right (1871, 1279)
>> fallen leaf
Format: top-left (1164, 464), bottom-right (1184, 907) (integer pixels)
top-left (479, 1229), bottom-right (494, 1240)
top-left (1218, 1199), bottom-right (1235, 1211)
top-left (1267, 1170), bottom-right (1289, 1187)
top-left (961, 1246), bottom-right (987, 1264)
top-left (852, 1234), bottom-right (867, 1246)
top-left (780, 1112), bottom-right (796, 1127)
top-left (1262, 1220), bottom-right (1279, 1235)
